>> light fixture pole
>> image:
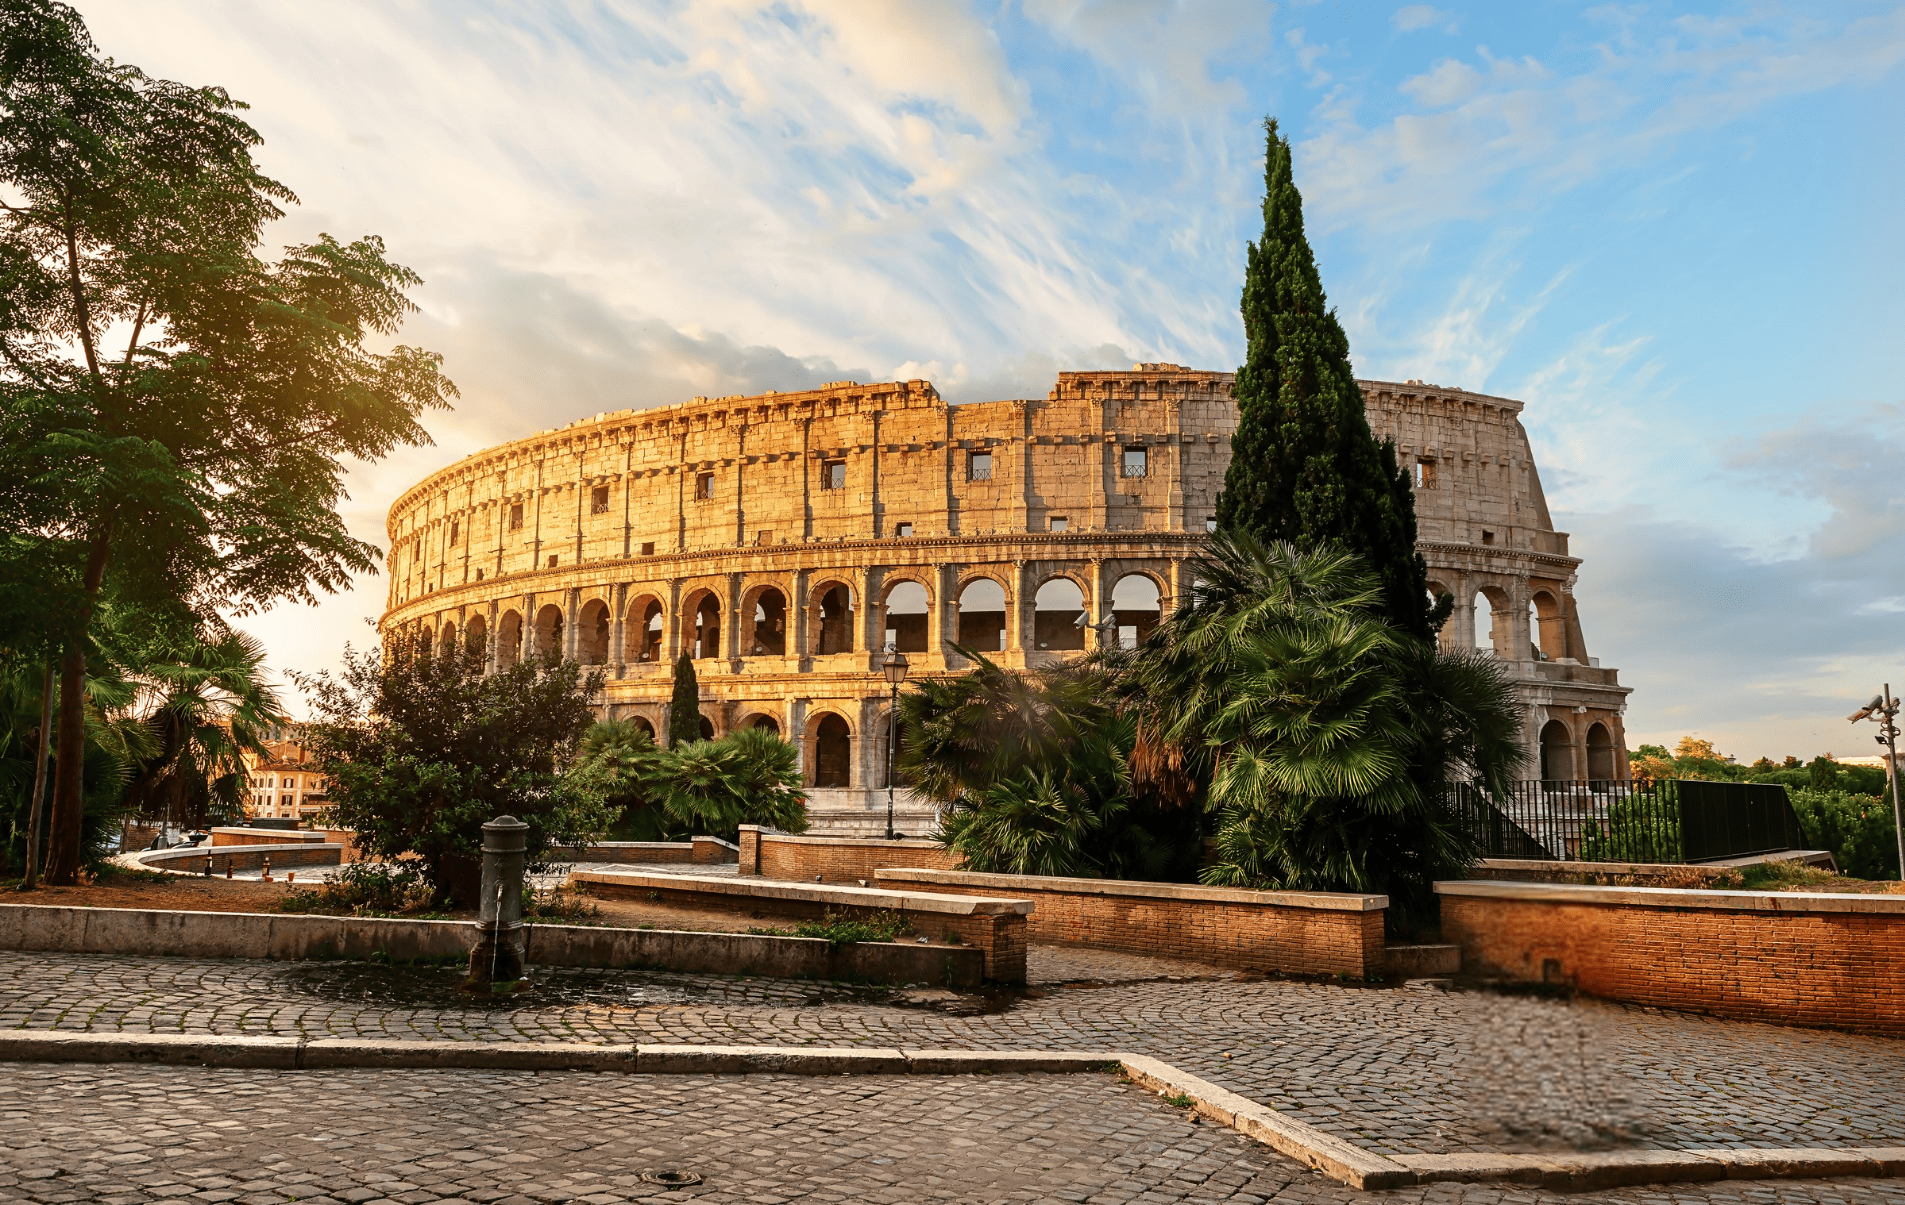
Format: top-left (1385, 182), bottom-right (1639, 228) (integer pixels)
top-left (1848, 685), bottom-right (1904, 879)
top-left (882, 649), bottom-right (910, 840)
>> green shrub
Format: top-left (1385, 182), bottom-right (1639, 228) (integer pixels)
top-left (1580, 784), bottom-right (1682, 863)
top-left (793, 910), bottom-right (908, 945)
top-left (1788, 788), bottom-right (1899, 881)
top-left (274, 861), bottom-right (431, 916)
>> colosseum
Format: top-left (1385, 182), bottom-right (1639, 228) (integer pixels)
top-left (381, 366), bottom-right (1631, 834)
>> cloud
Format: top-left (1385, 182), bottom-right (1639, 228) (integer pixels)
top-left (1392, 6), bottom-right (1457, 35)
top-left (1301, 8), bottom-right (1905, 232)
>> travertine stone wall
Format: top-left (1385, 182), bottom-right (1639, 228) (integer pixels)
top-left (381, 366), bottom-right (1629, 831)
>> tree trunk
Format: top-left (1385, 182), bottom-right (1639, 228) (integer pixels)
top-left (22, 663), bottom-right (54, 889)
top-left (44, 533), bottom-right (111, 886)
top-left (42, 645), bottom-right (87, 884)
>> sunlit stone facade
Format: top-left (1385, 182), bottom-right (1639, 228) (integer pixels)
top-left (380, 367), bottom-right (1629, 834)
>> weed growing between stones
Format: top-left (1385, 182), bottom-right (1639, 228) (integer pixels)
top-left (794, 910), bottom-right (909, 945)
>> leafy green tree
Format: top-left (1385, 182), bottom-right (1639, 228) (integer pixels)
top-left (300, 638), bottom-right (606, 906)
top-left (0, 2), bottom-right (453, 883)
top-left (1579, 784), bottom-right (1683, 862)
top-left (1128, 533), bottom-right (1523, 919)
top-left (667, 654), bottom-right (701, 748)
top-left (1213, 119), bottom-right (1441, 641)
top-left (568, 719), bottom-right (806, 842)
top-left (899, 651), bottom-right (1201, 880)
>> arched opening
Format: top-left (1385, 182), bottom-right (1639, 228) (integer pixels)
top-left (1530, 591), bottom-right (1564, 660)
top-left (578, 599), bottom-right (610, 665)
top-left (747, 587), bottom-right (787, 656)
top-left (1586, 723), bottom-right (1616, 783)
top-left (417, 625), bottom-right (435, 658)
top-left (1474, 589), bottom-right (1506, 656)
top-left (882, 580), bottom-right (929, 653)
top-left (1426, 581), bottom-right (1452, 650)
top-left (534, 604), bottom-right (564, 658)
top-left (464, 614), bottom-right (487, 660)
top-left (813, 713), bottom-right (851, 788)
top-left (698, 714), bottom-right (716, 741)
top-left (628, 715), bottom-right (656, 739)
top-left (1540, 719), bottom-right (1574, 782)
top-left (497, 611), bottom-right (522, 669)
top-left (743, 713), bottom-right (781, 736)
top-left (956, 578), bottom-right (1006, 652)
top-left (687, 591), bottom-right (721, 659)
top-left (439, 622), bottom-right (458, 660)
top-left (813, 583), bottom-right (854, 655)
top-left (1111, 573), bottom-right (1162, 650)
top-left (1032, 577), bottom-right (1086, 651)
top-left (628, 597), bottom-right (664, 663)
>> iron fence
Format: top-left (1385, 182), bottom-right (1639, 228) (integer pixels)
top-left (1449, 778), bottom-right (1811, 864)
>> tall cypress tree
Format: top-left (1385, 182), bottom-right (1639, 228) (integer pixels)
top-left (1215, 119), bottom-right (1444, 642)
top-left (668, 653), bottom-right (702, 747)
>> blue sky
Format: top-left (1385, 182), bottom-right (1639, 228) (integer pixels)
top-left (76, 0), bottom-right (1905, 760)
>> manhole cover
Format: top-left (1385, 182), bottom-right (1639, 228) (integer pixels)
top-left (640, 1170), bottom-right (703, 1189)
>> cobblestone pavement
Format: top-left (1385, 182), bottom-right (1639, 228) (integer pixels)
top-left (4, 1064), bottom-right (1904, 1205)
top-left (3, 951), bottom-right (1903, 1160)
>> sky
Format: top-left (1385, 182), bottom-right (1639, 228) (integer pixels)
top-left (72, 0), bottom-right (1905, 762)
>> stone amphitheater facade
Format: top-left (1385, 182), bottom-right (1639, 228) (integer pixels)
top-left (381, 366), bottom-right (1630, 835)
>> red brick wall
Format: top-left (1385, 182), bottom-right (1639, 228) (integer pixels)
top-left (877, 870), bottom-right (1385, 978)
top-left (738, 828), bottom-right (963, 883)
top-left (1440, 894), bottom-right (1905, 1036)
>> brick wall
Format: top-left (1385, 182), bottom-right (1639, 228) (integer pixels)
top-left (876, 868), bottom-right (1386, 978)
top-left (738, 827), bottom-right (963, 882)
top-left (1438, 881), bottom-right (1905, 1036)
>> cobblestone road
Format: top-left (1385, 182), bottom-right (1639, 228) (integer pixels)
top-left (4, 1064), bottom-right (1904, 1205)
top-left (3, 950), bottom-right (1902, 1160)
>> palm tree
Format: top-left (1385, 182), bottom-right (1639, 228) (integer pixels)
top-left (569, 720), bottom-right (805, 842)
top-left (120, 631), bottom-right (286, 833)
top-left (1127, 532), bottom-right (1523, 916)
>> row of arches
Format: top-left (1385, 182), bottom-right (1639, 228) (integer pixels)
top-left (593, 708), bottom-right (858, 789)
top-left (1540, 718), bottom-right (1619, 783)
top-left (424, 570), bottom-right (1170, 669)
top-left (1431, 580), bottom-right (1573, 662)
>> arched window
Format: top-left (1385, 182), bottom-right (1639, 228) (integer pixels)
top-left (628, 715), bottom-right (656, 739)
top-left (749, 587), bottom-right (788, 656)
top-left (689, 593), bottom-right (721, 659)
top-left (465, 614), bottom-right (487, 661)
top-left (813, 714), bottom-right (851, 787)
top-left (1530, 591), bottom-right (1563, 660)
top-left (578, 599), bottom-right (610, 665)
top-left (698, 714), bottom-right (715, 741)
top-left (883, 581), bottom-right (929, 653)
top-left (744, 713), bottom-right (781, 736)
top-left (1032, 578), bottom-right (1086, 651)
top-left (956, 578), bottom-right (1006, 652)
top-left (814, 584), bottom-right (853, 655)
top-left (628, 598), bottom-right (664, 663)
top-left (1110, 574), bottom-right (1162, 649)
top-left (534, 604), bottom-right (565, 658)
top-left (497, 611), bottom-right (523, 669)
top-left (439, 622), bottom-right (458, 659)
top-left (1474, 590), bottom-right (1502, 656)
top-left (1540, 719), bottom-right (1573, 782)
top-left (1587, 723), bottom-right (1615, 783)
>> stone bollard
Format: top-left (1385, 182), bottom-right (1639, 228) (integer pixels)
top-left (466, 815), bottom-right (529, 987)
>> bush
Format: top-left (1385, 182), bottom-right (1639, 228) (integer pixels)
top-left (274, 862), bottom-right (432, 916)
top-left (1580, 784), bottom-right (1683, 863)
top-left (1789, 788), bottom-right (1899, 881)
top-left (794, 910), bottom-right (908, 945)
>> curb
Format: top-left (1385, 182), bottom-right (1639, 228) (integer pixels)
top-left (2, 1033), bottom-right (1897, 1193)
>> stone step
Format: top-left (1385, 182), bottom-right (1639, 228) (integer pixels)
top-left (1384, 943), bottom-right (1461, 978)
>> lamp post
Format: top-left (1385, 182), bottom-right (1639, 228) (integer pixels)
top-left (1848, 685), bottom-right (1904, 879)
top-left (882, 648), bottom-right (910, 840)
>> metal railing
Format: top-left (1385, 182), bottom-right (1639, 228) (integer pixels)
top-left (1449, 779), bottom-right (1811, 864)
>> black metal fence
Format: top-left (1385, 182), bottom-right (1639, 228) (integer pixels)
top-left (1449, 779), bottom-right (1812, 864)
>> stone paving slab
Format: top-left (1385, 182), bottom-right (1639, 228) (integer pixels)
top-left (2, 950), bottom-right (1903, 1160)
top-left (4, 1063), bottom-right (1905, 1205)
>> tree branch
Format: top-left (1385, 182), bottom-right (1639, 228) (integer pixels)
top-left (122, 298), bottom-right (149, 366)
top-left (59, 191), bottom-right (102, 381)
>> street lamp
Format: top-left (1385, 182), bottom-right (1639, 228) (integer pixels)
top-left (882, 648), bottom-right (910, 840)
top-left (1848, 684), bottom-right (1904, 879)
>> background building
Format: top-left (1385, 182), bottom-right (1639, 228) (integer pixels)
top-left (242, 727), bottom-right (328, 823)
top-left (379, 367), bottom-right (1629, 833)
